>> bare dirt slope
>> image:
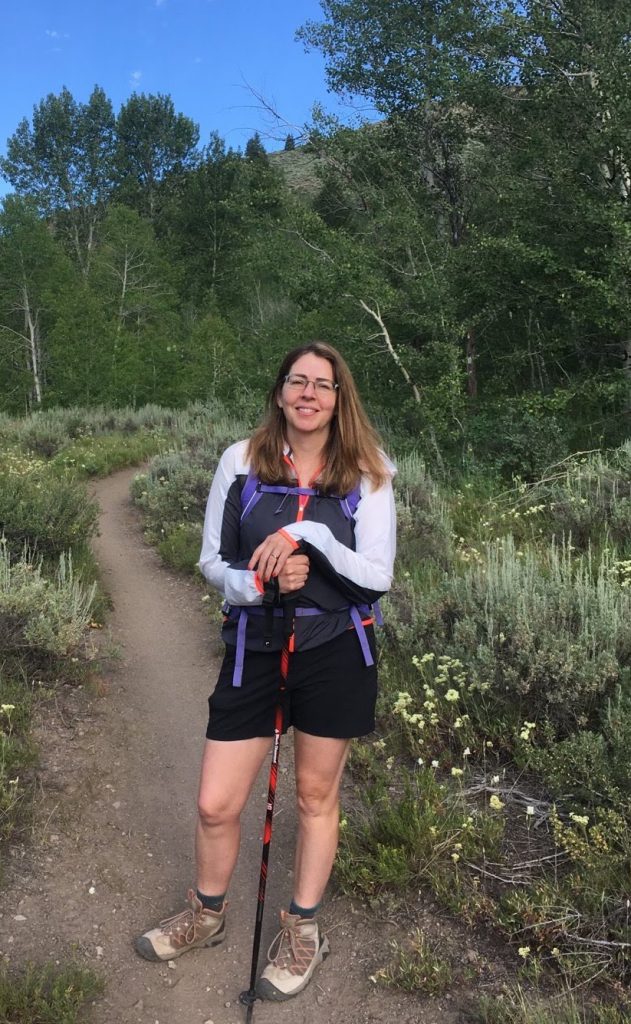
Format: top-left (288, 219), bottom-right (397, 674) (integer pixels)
top-left (0, 467), bottom-right (460, 1024)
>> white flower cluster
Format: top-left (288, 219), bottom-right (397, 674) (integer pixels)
top-left (611, 559), bottom-right (631, 588)
top-left (569, 812), bottom-right (589, 826)
top-left (392, 691), bottom-right (426, 730)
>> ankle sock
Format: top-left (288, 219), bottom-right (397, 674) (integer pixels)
top-left (196, 889), bottom-right (225, 912)
top-left (289, 899), bottom-right (321, 919)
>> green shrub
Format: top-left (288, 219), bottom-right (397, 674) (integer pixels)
top-left (386, 538), bottom-right (631, 753)
top-left (174, 411), bottom-right (250, 460)
top-left (0, 549), bottom-right (95, 664)
top-left (526, 713), bottom-right (631, 812)
top-left (336, 767), bottom-right (503, 904)
top-left (393, 451), bottom-right (454, 578)
top-left (0, 963), bottom-right (102, 1023)
top-left (0, 473), bottom-right (98, 561)
top-left (465, 399), bottom-right (568, 480)
top-left (466, 989), bottom-right (628, 1024)
top-left (493, 443), bottom-right (631, 552)
top-left (158, 523), bottom-right (203, 574)
top-left (496, 805), bottom-right (631, 979)
top-left (14, 421), bottom-right (69, 458)
top-left (131, 454), bottom-right (213, 541)
top-left (450, 539), bottom-right (630, 733)
top-left (129, 407), bottom-right (249, 559)
top-left (374, 929), bottom-right (454, 995)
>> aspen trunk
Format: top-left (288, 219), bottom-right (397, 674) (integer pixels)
top-left (465, 327), bottom-right (477, 399)
top-left (22, 282), bottom-right (43, 406)
top-left (622, 338), bottom-right (631, 416)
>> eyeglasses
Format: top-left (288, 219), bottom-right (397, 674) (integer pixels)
top-left (283, 373), bottom-right (339, 394)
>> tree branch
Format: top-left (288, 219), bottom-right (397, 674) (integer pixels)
top-left (352, 297), bottom-right (421, 404)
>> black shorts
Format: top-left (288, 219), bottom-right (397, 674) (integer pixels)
top-left (206, 626), bottom-right (378, 741)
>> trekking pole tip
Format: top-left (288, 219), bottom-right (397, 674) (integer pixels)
top-left (239, 988), bottom-right (258, 1017)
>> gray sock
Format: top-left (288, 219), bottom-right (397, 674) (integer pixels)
top-left (289, 899), bottom-right (320, 919)
top-left (196, 889), bottom-right (225, 912)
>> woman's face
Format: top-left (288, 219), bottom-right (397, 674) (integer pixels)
top-left (277, 353), bottom-right (338, 443)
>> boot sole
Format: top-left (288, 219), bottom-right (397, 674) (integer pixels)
top-left (134, 923), bottom-right (226, 962)
top-left (255, 935), bottom-right (330, 1002)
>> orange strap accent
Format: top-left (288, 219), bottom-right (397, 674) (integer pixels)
top-left (278, 528), bottom-right (299, 550)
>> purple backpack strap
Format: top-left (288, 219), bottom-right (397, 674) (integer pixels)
top-left (349, 606), bottom-right (375, 666)
top-left (260, 485), bottom-right (318, 497)
top-left (240, 470), bottom-right (263, 521)
top-left (241, 471), bottom-right (361, 522)
top-left (340, 482), bottom-right (361, 520)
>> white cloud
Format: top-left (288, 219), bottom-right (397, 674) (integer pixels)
top-left (46, 29), bottom-right (70, 39)
top-left (130, 70), bottom-right (143, 87)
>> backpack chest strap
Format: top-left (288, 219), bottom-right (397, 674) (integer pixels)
top-left (240, 471), bottom-right (361, 522)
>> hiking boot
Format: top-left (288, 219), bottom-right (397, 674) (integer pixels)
top-left (255, 910), bottom-right (330, 1001)
top-left (134, 889), bottom-right (226, 962)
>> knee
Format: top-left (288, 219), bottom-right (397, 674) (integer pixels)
top-left (197, 795), bottom-right (239, 829)
top-left (296, 784), bottom-right (338, 820)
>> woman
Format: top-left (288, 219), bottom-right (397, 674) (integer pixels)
top-left (135, 341), bottom-right (396, 1001)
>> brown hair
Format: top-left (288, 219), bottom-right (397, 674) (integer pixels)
top-left (247, 341), bottom-right (389, 494)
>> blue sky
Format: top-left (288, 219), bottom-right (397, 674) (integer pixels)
top-left (0, 0), bottom-right (356, 196)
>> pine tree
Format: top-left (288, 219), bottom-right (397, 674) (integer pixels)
top-left (245, 132), bottom-right (267, 162)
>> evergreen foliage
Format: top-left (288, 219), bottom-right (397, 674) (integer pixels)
top-left (0, 6), bottom-right (629, 468)
top-left (244, 131), bottom-right (268, 162)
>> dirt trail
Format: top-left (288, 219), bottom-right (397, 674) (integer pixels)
top-left (0, 467), bottom-right (456, 1024)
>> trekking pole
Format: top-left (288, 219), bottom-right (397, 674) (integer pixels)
top-left (239, 601), bottom-right (294, 1022)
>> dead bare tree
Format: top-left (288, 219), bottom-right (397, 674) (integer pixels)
top-left (352, 297), bottom-right (421, 404)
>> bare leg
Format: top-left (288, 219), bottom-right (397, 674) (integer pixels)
top-left (292, 730), bottom-right (351, 909)
top-left (196, 737), bottom-right (271, 895)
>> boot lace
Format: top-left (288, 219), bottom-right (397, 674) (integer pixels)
top-left (159, 896), bottom-right (205, 944)
top-left (266, 918), bottom-right (316, 977)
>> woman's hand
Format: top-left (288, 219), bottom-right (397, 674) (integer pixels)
top-left (249, 531), bottom-right (298, 583)
top-left (276, 554), bottom-right (310, 594)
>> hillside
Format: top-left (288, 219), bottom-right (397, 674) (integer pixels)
top-left (268, 145), bottom-right (324, 199)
